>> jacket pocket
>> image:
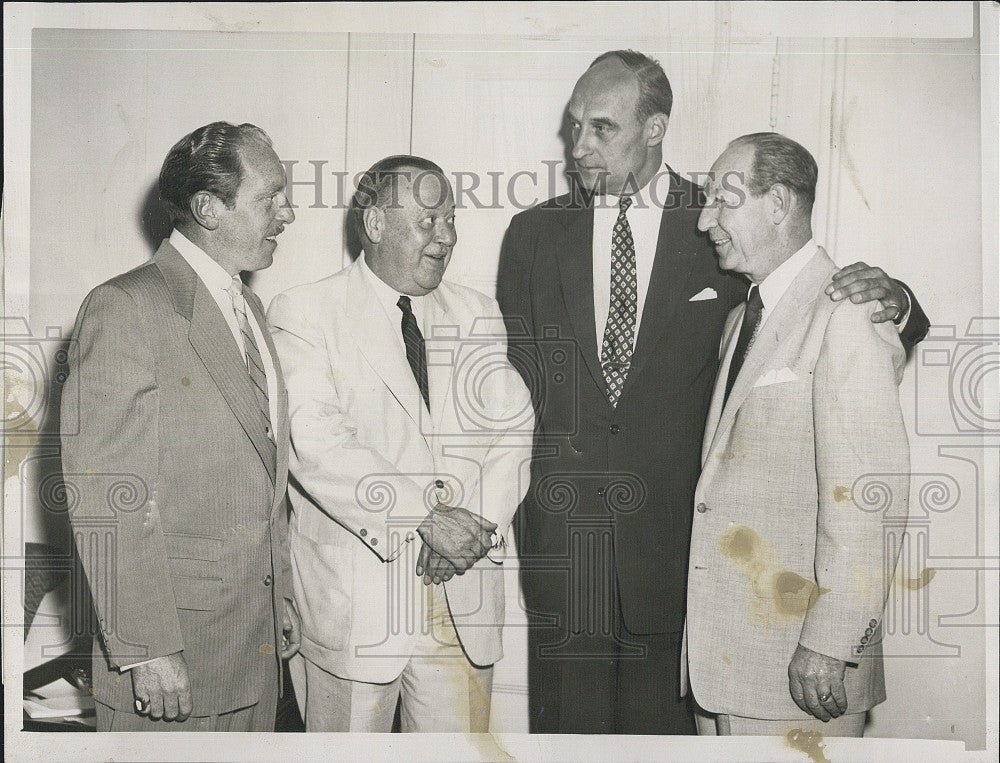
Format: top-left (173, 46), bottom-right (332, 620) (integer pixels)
top-left (164, 533), bottom-right (225, 611)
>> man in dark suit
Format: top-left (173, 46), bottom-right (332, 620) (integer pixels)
top-left (496, 50), bottom-right (929, 735)
top-left (61, 122), bottom-right (299, 730)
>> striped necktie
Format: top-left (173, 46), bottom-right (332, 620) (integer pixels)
top-left (227, 276), bottom-right (276, 448)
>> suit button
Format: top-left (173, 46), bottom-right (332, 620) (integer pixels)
top-left (696, 503), bottom-right (709, 513)
top-left (360, 528), bottom-right (368, 537)
top-left (370, 538), bottom-right (378, 547)
top-left (855, 646), bottom-right (864, 654)
top-left (861, 635), bottom-right (869, 644)
top-left (435, 479), bottom-right (445, 489)
top-left (263, 574), bottom-right (272, 586)
top-left (609, 424), bottom-right (621, 434)
top-left (869, 619), bottom-right (878, 628)
top-left (596, 487), bottom-right (605, 497)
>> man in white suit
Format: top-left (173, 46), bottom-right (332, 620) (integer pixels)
top-left (268, 155), bottom-right (533, 732)
top-left (685, 133), bottom-right (909, 736)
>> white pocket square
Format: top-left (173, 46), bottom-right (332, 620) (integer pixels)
top-left (754, 367), bottom-right (799, 388)
top-left (689, 287), bottom-right (718, 301)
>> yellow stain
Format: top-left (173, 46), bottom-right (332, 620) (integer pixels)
top-left (904, 567), bottom-right (937, 590)
top-left (259, 643), bottom-right (275, 654)
top-left (833, 485), bottom-right (851, 503)
top-left (786, 728), bottom-right (830, 763)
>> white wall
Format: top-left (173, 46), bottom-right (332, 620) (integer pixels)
top-left (6, 1), bottom-right (996, 750)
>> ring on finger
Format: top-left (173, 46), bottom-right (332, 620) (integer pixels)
top-left (818, 693), bottom-right (831, 702)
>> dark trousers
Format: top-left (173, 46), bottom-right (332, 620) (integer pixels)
top-left (526, 609), bottom-right (694, 734)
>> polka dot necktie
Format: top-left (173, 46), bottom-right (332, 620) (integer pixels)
top-left (600, 194), bottom-right (637, 407)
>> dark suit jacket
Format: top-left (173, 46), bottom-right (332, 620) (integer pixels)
top-left (61, 240), bottom-right (291, 715)
top-left (497, 168), bottom-right (929, 638)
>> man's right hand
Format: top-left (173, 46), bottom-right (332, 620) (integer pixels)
top-left (415, 504), bottom-right (497, 584)
top-left (131, 651), bottom-right (192, 722)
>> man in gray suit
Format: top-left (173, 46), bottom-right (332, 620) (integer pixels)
top-left (685, 132), bottom-right (908, 736)
top-left (62, 122), bottom-right (299, 730)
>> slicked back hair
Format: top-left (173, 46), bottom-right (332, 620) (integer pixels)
top-left (158, 121), bottom-right (272, 224)
top-left (728, 132), bottom-right (818, 213)
top-left (590, 49), bottom-right (673, 121)
top-left (349, 155), bottom-right (446, 245)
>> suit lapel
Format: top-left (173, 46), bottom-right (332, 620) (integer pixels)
top-left (245, 289), bottom-right (287, 508)
top-left (554, 204), bottom-right (606, 397)
top-left (345, 261), bottom-right (429, 439)
top-left (707, 249), bottom-right (837, 457)
top-left (629, 175), bottom-right (700, 385)
top-left (154, 241), bottom-right (277, 485)
top-left (427, 288), bottom-right (455, 435)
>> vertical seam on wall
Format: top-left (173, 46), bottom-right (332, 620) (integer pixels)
top-left (408, 33), bottom-right (416, 154)
top-left (344, 32), bottom-right (352, 174)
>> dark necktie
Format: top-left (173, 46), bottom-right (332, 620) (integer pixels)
top-left (397, 295), bottom-right (429, 411)
top-left (600, 194), bottom-right (637, 407)
top-left (723, 284), bottom-right (764, 407)
top-left (227, 277), bottom-right (276, 457)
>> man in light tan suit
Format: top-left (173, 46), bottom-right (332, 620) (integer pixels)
top-left (684, 132), bottom-right (909, 736)
top-left (62, 122), bottom-right (299, 730)
top-left (268, 155), bottom-right (533, 731)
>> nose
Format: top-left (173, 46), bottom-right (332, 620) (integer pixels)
top-left (571, 125), bottom-right (591, 161)
top-left (697, 202), bottom-right (717, 232)
top-left (277, 193), bottom-right (295, 224)
top-left (435, 218), bottom-right (457, 247)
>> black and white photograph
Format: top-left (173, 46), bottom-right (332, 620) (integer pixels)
top-left (3, 2), bottom-right (997, 760)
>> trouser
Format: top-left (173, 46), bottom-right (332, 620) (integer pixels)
top-left (694, 702), bottom-right (866, 737)
top-left (527, 611), bottom-right (694, 734)
top-left (294, 593), bottom-right (493, 732)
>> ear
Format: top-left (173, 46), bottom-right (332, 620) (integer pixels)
top-left (645, 113), bottom-right (669, 148)
top-left (190, 191), bottom-right (220, 231)
top-left (769, 183), bottom-right (792, 224)
top-left (362, 206), bottom-right (384, 244)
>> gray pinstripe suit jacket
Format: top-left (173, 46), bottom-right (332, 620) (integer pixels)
top-left (61, 240), bottom-right (290, 715)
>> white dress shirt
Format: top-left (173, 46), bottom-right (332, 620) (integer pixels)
top-left (592, 169), bottom-right (674, 351)
top-left (359, 252), bottom-right (429, 343)
top-left (169, 229), bottom-right (279, 433)
top-left (754, 238), bottom-right (820, 333)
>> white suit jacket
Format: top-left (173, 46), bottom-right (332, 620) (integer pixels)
top-left (685, 248), bottom-right (909, 719)
top-left (268, 258), bottom-right (533, 682)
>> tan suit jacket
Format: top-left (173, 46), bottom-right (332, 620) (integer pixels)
top-left (61, 240), bottom-right (290, 715)
top-left (268, 259), bottom-right (533, 683)
top-left (685, 248), bottom-right (909, 719)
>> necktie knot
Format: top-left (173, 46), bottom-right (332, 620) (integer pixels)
top-left (227, 276), bottom-right (245, 299)
top-left (397, 295), bottom-right (413, 314)
top-left (619, 195), bottom-right (633, 213)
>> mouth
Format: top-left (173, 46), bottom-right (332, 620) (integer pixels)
top-left (710, 235), bottom-right (731, 247)
top-left (423, 250), bottom-right (449, 262)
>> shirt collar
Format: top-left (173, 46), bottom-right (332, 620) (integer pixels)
top-left (169, 228), bottom-right (236, 293)
top-left (599, 163), bottom-right (671, 212)
top-left (359, 252), bottom-right (426, 317)
top-left (756, 238), bottom-right (819, 313)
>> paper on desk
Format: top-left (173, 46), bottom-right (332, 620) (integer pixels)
top-left (24, 677), bottom-right (95, 718)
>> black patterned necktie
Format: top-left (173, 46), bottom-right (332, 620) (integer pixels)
top-left (601, 194), bottom-right (637, 407)
top-left (397, 295), bottom-right (430, 411)
top-left (227, 277), bottom-right (276, 451)
top-left (723, 284), bottom-right (764, 407)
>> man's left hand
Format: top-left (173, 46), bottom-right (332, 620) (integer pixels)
top-left (280, 598), bottom-right (301, 660)
top-left (825, 261), bottom-right (909, 323)
top-left (788, 644), bottom-right (848, 722)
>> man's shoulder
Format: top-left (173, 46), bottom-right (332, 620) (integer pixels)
top-left (270, 263), bottom-right (352, 312)
top-left (85, 260), bottom-right (165, 305)
top-left (435, 278), bottom-right (498, 314)
top-left (510, 191), bottom-right (585, 226)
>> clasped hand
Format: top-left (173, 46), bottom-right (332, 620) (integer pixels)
top-left (415, 504), bottom-right (497, 585)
